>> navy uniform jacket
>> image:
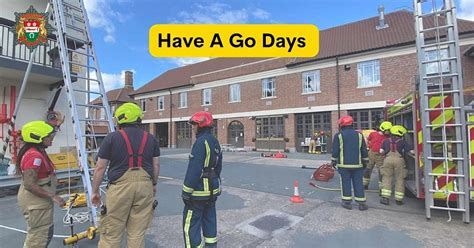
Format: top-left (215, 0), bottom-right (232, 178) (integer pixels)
top-left (331, 127), bottom-right (369, 168)
top-left (182, 128), bottom-right (223, 201)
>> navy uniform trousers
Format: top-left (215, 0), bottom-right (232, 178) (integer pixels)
top-left (338, 167), bottom-right (366, 202)
top-left (183, 200), bottom-right (217, 248)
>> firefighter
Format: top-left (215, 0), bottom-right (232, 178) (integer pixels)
top-left (182, 111), bottom-right (222, 248)
top-left (363, 121), bottom-right (392, 190)
top-left (91, 102), bottom-right (161, 248)
top-left (17, 120), bottom-right (66, 247)
top-left (331, 116), bottom-right (369, 211)
top-left (320, 131), bottom-right (327, 153)
top-left (309, 131), bottom-right (318, 153)
top-left (379, 125), bottom-right (413, 205)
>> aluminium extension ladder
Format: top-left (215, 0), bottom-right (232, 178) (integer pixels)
top-left (50, 0), bottom-right (115, 227)
top-left (414, 0), bottom-right (470, 223)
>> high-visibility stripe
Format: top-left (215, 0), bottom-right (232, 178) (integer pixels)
top-left (363, 178), bottom-right (370, 185)
top-left (204, 236), bottom-right (217, 244)
top-left (183, 185), bottom-right (194, 193)
top-left (381, 189), bottom-right (391, 197)
top-left (184, 210), bottom-right (193, 248)
top-left (339, 175), bottom-right (351, 200)
top-left (337, 164), bottom-right (363, 168)
top-left (338, 134), bottom-right (344, 165)
top-left (358, 133), bottom-right (362, 164)
top-left (191, 188), bottom-right (220, 197)
top-left (395, 191), bottom-right (404, 200)
top-left (342, 196), bottom-right (352, 201)
top-left (469, 114), bottom-right (474, 200)
top-left (203, 140), bottom-right (210, 192)
top-left (355, 196), bottom-right (366, 202)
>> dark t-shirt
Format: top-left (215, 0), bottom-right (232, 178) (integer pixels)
top-left (98, 126), bottom-right (160, 182)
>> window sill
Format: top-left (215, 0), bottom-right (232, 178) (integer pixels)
top-left (261, 96), bottom-right (277, 100)
top-left (228, 101), bottom-right (241, 104)
top-left (156, 109), bottom-right (164, 112)
top-left (357, 84), bottom-right (382, 89)
top-left (178, 106), bottom-right (188, 109)
top-left (201, 104), bottom-right (212, 107)
top-left (301, 91), bottom-right (321, 95)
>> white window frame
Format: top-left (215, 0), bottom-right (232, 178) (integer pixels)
top-left (179, 92), bottom-right (188, 108)
top-left (302, 70), bottom-right (320, 94)
top-left (202, 88), bottom-right (212, 106)
top-left (100, 109), bottom-right (106, 120)
top-left (425, 48), bottom-right (450, 75)
top-left (262, 78), bottom-right (276, 98)
top-left (229, 83), bottom-right (241, 103)
top-left (157, 96), bottom-right (165, 111)
top-left (357, 60), bottom-right (381, 88)
top-left (141, 99), bottom-right (146, 112)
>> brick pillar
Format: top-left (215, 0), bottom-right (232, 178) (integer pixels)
top-left (217, 119), bottom-right (228, 145)
top-left (149, 122), bottom-right (156, 136)
top-left (285, 113), bottom-right (296, 153)
top-left (170, 121), bottom-right (176, 148)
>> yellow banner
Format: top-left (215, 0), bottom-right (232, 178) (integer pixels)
top-left (149, 24), bottom-right (319, 57)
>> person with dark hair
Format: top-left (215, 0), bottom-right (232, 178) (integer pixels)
top-left (17, 120), bottom-right (66, 247)
top-left (91, 102), bottom-right (160, 248)
top-left (331, 115), bottom-right (369, 211)
top-left (182, 111), bottom-right (222, 248)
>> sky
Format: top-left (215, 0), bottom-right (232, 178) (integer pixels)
top-left (82, 0), bottom-right (474, 92)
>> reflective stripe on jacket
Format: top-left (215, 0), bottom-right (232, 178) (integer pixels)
top-left (331, 127), bottom-right (369, 168)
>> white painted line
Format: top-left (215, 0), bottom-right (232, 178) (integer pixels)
top-left (0, 224), bottom-right (70, 238)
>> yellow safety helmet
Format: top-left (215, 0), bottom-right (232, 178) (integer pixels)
top-left (21, 121), bottom-right (55, 144)
top-left (114, 102), bottom-right (144, 124)
top-left (379, 121), bottom-right (393, 132)
top-left (390, 125), bottom-right (407, 137)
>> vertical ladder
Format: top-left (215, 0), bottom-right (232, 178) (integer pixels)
top-left (414, 0), bottom-right (469, 223)
top-left (50, 0), bottom-right (115, 227)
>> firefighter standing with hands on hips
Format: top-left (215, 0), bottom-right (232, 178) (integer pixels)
top-left (379, 125), bottom-right (413, 205)
top-left (331, 116), bottom-right (369, 211)
top-left (91, 102), bottom-right (160, 248)
top-left (363, 121), bottom-right (392, 190)
top-left (182, 111), bottom-right (222, 248)
top-left (17, 120), bottom-right (66, 247)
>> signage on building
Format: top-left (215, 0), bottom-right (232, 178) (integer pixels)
top-left (13, 5), bottom-right (53, 50)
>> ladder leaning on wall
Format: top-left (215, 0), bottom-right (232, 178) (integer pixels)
top-left (413, 0), bottom-right (470, 223)
top-left (50, 0), bottom-right (115, 227)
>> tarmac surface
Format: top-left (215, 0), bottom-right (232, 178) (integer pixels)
top-left (0, 148), bottom-right (472, 247)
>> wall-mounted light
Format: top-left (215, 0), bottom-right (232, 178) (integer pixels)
top-left (344, 64), bottom-right (351, 71)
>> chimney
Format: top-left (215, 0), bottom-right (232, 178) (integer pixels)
top-left (124, 70), bottom-right (134, 89)
top-left (376, 5), bottom-right (389, 30)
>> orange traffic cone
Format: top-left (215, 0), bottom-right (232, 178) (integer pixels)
top-left (290, 180), bottom-right (304, 203)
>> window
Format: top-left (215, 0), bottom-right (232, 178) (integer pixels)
top-left (296, 112), bottom-right (331, 138)
top-left (179, 92), bottom-right (187, 108)
top-left (357, 60), bottom-right (380, 87)
top-left (157, 96), bottom-right (164, 111)
top-left (255, 116), bottom-right (284, 138)
top-left (425, 49), bottom-right (450, 74)
top-left (229, 84), bottom-right (241, 102)
top-left (140, 99), bottom-right (146, 112)
top-left (262, 78), bottom-right (276, 98)
top-left (202, 88), bottom-right (212, 105)
top-left (348, 109), bottom-right (383, 130)
top-left (302, 70), bottom-right (320, 93)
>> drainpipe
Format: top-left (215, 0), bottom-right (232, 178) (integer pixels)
top-left (336, 56), bottom-right (341, 119)
top-left (169, 89), bottom-right (173, 149)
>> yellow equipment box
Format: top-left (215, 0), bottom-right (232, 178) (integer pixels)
top-left (48, 153), bottom-right (78, 170)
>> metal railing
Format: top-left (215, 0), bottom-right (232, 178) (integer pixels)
top-left (0, 23), bottom-right (59, 68)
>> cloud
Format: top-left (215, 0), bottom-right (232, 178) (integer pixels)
top-left (170, 58), bottom-right (210, 67)
top-left (172, 2), bottom-right (271, 24)
top-left (89, 70), bottom-right (136, 94)
top-left (458, 0), bottom-right (474, 21)
top-left (83, 0), bottom-right (128, 43)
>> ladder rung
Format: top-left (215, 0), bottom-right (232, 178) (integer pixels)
top-left (426, 123), bottom-right (463, 127)
top-left (429, 190), bottom-right (465, 195)
top-left (427, 140), bottom-right (463, 144)
top-left (427, 157), bottom-right (464, 161)
top-left (72, 75), bottom-right (100, 82)
top-left (65, 24), bottom-right (86, 34)
top-left (66, 13), bottom-right (86, 23)
top-left (79, 118), bottom-right (110, 122)
top-left (429, 206), bottom-right (466, 212)
top-left (421, 40), bottom-right (455, 49)
top-left (72, 88), bottom-right (103, 95)
top-left (68, 60), bottom-right (97, 70)
top-left (421, 57), bottom-right (457, 64)
top-left (424, 90), bottom-right (460, 95)
top-left (67, 48), bottom-right (94, 57)
top-left (429, 173), bottom-right (465, 178)
top-left (62, 2), bottom-right (82, 12)
top-left (76, 103), bottom-right (105, 108)
top-left (423, 73), bottom-right (459, 80)
top-left (85, 150), bottom-right (99, 154)
top-left (419, 8), bottom-right (453, 18)
top-left (420, 24), bottom-right (454, 33)
top-left (83, 134), bottom-right (108, 137)
top-left (65, 34), bottom-right (90, 45)
top-left (424, 107), bottom-right (461, 111)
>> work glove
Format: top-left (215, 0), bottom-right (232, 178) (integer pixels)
top-left (182, 192), bottom-right (192, 207)
top-left (331, 161), bottom-right (337, 170)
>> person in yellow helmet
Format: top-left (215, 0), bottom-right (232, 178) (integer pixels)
top-left (364, 121), bottom-right (392, 190)
top-left (17, 120), bottom-right (66, 247)
top-left (379, 125), bottom-right (413, 205)
top-left (91, 102), bottom-right (160, 248)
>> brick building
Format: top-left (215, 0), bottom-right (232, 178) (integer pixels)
top-left (131, 10), bottom-right (474, 152)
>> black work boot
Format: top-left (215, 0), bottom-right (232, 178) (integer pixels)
top-left (396, 200), bottom-right (404, 205)
top-left (341, 200), bottom-right (352, 210)
top-left (380, 197), bottom-right (390, 205)
top-left (358, 202), bottom-right (369, 211)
